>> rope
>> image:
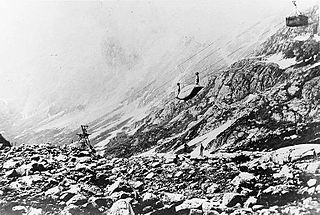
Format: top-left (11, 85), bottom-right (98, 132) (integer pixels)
top-left (292, 0), bottom-right (301, 15)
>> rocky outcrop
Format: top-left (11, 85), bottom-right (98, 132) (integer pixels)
top-left (103, 53), bottom-right (320, 157)
top-left (0, 133), bottom-right (11, 149)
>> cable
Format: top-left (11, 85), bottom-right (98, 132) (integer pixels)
top-left (121, 16), bottom-right (285, 101)
top-left (176, 40), bottom-right (217, 69)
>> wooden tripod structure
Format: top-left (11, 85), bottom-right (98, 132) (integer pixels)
top-left (77, 125), bottom-right (93, 150)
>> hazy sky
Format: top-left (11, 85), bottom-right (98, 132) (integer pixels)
top-left (0, 0), bottom-right (317, 115)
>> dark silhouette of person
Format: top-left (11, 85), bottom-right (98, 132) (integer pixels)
top-left (200, 143), bottom-right (204, 157)
top-left (177, 83), bottom-right (181, 96)
top-left (195, 72), bottom-right (199, 85)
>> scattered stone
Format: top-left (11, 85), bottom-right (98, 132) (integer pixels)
top-left (12, 206), bottom-right (27, 213)
top-left (306, 161), bottom-right (320, 174)
top-left (307, 179), bottom-right (317, 187)
top-left (90, 197), bottom-right (113, 208)
top-left (3, 159), bottom-right (21, 169)
top-left (130, 181), bottom-right (143, 190)
top-left (231, 172), bottom-right (255, 186)
top-left (66, 194), bottom-right (88, 206)
top-left (142, 192), bottom-right (159, 206)
top-left (28, 207), bottom-right (43, 215)
top-left (243, 196), bottom-right (257, 208)
top-left (60, 192), bottom-right (76, 202)
top-left (273, 165), bottom-right (293, 179)
top-left (106, 198), bottom-right (135, 215)
top-left (189, 209), bottom-right (203, 215)
top-left (45, 186), bottom-right (61, 197)
top-left (176, 198), bottom-right (207, 212)
top-left (145, 172), bottom-right (155, 179)
top-left (162, 192), bottom-right (185, 204)
top-left (5, 169), bottom-right (19, 178)
top-left (16, 163), bottom-right (33, 176)
top-left (222, 193), bottom-right (244, 207)
top-left (206, 183), bottom-right (219, 194)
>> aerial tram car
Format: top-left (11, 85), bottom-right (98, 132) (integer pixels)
top-left (286, 0), bottom-right (309, 27)
top-left (176, 72), bottom-right (204, 101)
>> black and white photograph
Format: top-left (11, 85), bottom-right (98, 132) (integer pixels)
top-left (0, 0), bottom-right (320, 214)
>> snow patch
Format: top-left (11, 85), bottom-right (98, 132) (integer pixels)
top-left (293, 34), bottom-right (311, 42)
top-left (309, 61), bottom-right (320, 69)
top-left (266, 54), bottom-right (296, 69)
top-left (170, 120), bottom-right (234, 158)
top-left (244, 93), bottom-right (258, 104)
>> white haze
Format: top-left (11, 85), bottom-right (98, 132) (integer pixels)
top-left (0, 0), bottom-right (317, 120)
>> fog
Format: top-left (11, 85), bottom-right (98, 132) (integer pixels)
top-left (0, 0), bottom-right (317, 117)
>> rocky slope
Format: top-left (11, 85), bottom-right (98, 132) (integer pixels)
top-left (7, 3), bottom-right (285, 149)
top-left (101, 7), bottom-right (320, 158)
top-left (1, 143), bottom-right (320, 215)
top-left (1, 5), bottom-right (320, 215)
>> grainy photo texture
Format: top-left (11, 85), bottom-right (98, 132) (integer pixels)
top-left (0, 0), bottom-right (320, 214)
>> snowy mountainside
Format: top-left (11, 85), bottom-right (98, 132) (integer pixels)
top-left (5, 10), bottom-right (287, 149)
top-left (99, 6), bottom-right (320, 157)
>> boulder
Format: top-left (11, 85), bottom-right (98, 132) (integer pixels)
top-left (307, 179), bottom-right (317, 187)
top-left (149, 205), bottom-right (176, 215)
top-left (273, 165), bottom-right (293, 179)
top-left (162, 192), bottom-right (185, 204)
top-left (60, 192), bottom-right (76, 202)
top-left (189, 209), bottom-right (203, 215)
top-left (89, 197), bottom-right (113, 208)
top-left (145, 172), bottom-right (155, 179)
top-left (3, 159), bottom-right (21, 169)
top-left (12, 205), bottom-right (27, 213)
top-left (176, 198), bottom-right (207, 212)
top-left (231, 172), bottom-right (255, 186)
top-left (142, 192), bottom-right (159, 207)
top-left (222, 193), bottom-right (244, 207)
top-left (130, 181), bottom-right (143, 190)
top-left (66, 194), bottom-right (88, 206)
top-left (306, 161), bottom-right (320, 174)
top-left (206, 183), bottom-right (219, 194)
top-left (45, 186), bottom-right (61, 197)
top-left (243, 196), bottom-right (257, 208)
top-left (16, 163), bottom-right (33, 176)
top-left (27, 207), bottom-right (42, 215)
top-left (106, 198), bottom-right (135, 215)
top-left (5, 169), bottom-right (19, 178)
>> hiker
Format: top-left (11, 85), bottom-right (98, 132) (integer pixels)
top-left (200, 143), bottom-right (204, 157)
top-left (195, 72), bottom-right (199, 85)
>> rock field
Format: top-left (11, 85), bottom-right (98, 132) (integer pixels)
top-left (1, 143), bottom-right (320, 215)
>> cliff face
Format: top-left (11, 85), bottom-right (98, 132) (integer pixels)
top-left (104, 59), bottom-right (320, 158)
top-left (101, 7), bottom-right (320, 158)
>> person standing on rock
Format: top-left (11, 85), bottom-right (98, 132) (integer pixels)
top-left (195, 72), bottom-right (200, 85)
top-left (200, 143), bottom-right (204, 157)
